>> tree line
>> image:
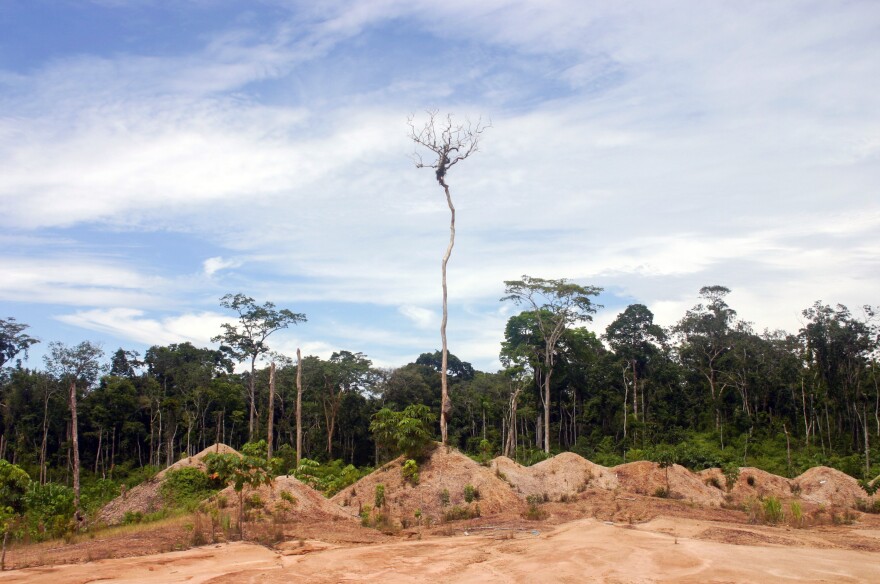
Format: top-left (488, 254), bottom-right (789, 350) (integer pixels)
top-left (1, 284), bottom-right (879, 502)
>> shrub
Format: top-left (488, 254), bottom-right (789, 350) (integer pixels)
top-left (402, 459), bottom-right (420, 486)
top-left (292, 459), bottom-right (368, 496)
top-left (161, 467), bottom-right (217, 509)
top-left (279, 490), bottom-right (297, 505)
top-left (523, 495), bottom-right (547, 520)
top-left (722, 464), bottom-right (740, 491)
top-left (374, 484), bottom-right (385, 508)
top-left (653, 487), bottom-right (669, 498)
top-left (762, 496), bottom-right (783, 524)
top-left (463, 484), bottom-right (479, 503)
top-left (443, 505), bottom-right (479, 522)
top-left (439, 489), bottom-right (450, 507)
top-left (789, 501), bottom-right (804, 528)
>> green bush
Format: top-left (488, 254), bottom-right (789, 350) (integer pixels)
top-left (463, 484), bottom-right (479, 503)
top-left (161, 467), bottom-right (217, 509)
top-left (439, 489), bottom-right (450, 506)
top-left (374, 484), bottom-right (385, 508)
top-left (23, 482), bottom-right (75, 539)
top-left (762, 496), bottom-right (783, 524)
top-left (402, 459), bottom-right (419, 486)
top-left (293, 459), bottom-right (369, 496)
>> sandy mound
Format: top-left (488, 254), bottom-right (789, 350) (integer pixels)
top-left (699, 467), bottom-right (798, 505)
top-left (795, 466), bottom-right (872, 507)
top-left (332, 445), bottom-right (524, 526)
top-left (613, 461), bottom-right (725, 506)
top-left (98, 444), bottom-right (239, 525)
top-left (214, 475), bottom-right (353, 522)
top-left (491, 452), bottom-right (618, 500)
top-left (156, 443), bottom-right (239, 479)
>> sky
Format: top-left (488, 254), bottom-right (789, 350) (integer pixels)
top-left (2, 0), bottom-right (879, 372)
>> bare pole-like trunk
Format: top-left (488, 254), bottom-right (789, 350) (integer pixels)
top-left (68, 380), bottom-right (81, 516)
top-left (267, 361), bottom-right (275, 460)
top-left (296, 348), bottom-right (303, 466)
top-left (439, 176), bottom-right (455, 445)
top-left (248, 354), bottom-right (257, 441)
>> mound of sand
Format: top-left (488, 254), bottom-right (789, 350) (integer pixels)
top-left (214, 475), bottom-right (353, 522)
top-left (699, 467), bottom-right (799, 506)
top-left (332, 445), bottom-right (524, 526)
top-left (491, 452), bottom-right (618, 500)
top-left (795, 466), bottom-right (872, 508)
top-left (614, 461), bottom-right (725, 506)
top-left (156, 443), bottom-right (239, 479)
top-left (98, 444), bottom-right (239, 525)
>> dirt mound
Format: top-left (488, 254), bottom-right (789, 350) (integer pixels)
top-left (98, 443), bottom-right (239, 525)
top-left (613, 461), bottom-right (725, 506)
top-left (332, 445), bottom-right (524, 526)
top-left (214, 475), bottom-right (353, 522)
top-left (156, 443), bottom-right (239, 479)
top-left (491, 453), bottom-right (618, 500)
top-left (699, 467), bottom-right (799, 505)
top-left (795, 466), bottom-right (872, 507)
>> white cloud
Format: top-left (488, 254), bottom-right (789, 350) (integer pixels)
top-left (397, 305), bottom-right (437, 329)
top-left (203, 256), bottom-right (243, 277)
top-left (56, 308), bottom-right (227, 347)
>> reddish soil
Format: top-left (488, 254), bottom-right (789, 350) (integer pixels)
top-left (4, 447), bottom-right (880, 582)
top-left (332, 445), bottom-right (525, 526)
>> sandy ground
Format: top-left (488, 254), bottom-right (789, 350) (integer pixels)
top-left (3, 514), bottom-right (879, 584)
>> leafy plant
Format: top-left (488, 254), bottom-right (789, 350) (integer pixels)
top-left (374, 484), bottom-right (385, 508)
top-left (161, 467), bottom-right (218, 509)
top-left (402, 459), bottom-right (420, 486)
top-left (204, 452), bottom-right (272, 539)
top-left (762, 496), bottom-right (783, 524)
top-left (370, 405), bottom-right (436, 461)
top-left (439, 489), bottom-right (450, 506)
top-left (463, 484), bottom-right (479, 503)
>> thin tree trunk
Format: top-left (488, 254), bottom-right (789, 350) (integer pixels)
top-left (69, 381), bottom-right (81, 516)
top-left (439, 178), bottom-right (455, 445)
top-left (267, 362), bottom-right (275, 460)
top-left (296, 348), bottom-right (303, 466)
top-left (248, 355), bottom-right (257, 441)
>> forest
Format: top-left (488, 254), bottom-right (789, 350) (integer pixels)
top-left (1, 282), bottom-right (879, 538)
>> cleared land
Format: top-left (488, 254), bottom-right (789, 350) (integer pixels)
top-left (2, 445), bottom-right (878, 583)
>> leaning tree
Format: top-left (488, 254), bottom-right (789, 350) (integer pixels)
top-left (409, 111), bottom-right (488, 444)
top-left (501, 276), bottom-right (602, 453)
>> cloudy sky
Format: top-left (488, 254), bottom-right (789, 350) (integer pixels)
top-left (2, 0), bottom-right (878, 371)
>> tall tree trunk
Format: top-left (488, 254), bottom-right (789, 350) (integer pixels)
top-left (267, 362), bottom-right (275, 460)
top-left (248, 355), bottom-right (257, 441)
top-left (68, 381), bottom-right (81, 516)
top-left (296, 348), bottom-right (303, 466)
top-left (439, 178), bottom-right (455, 445)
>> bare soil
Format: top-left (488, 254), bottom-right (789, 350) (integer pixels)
top-left (4, 447), bottom-right (879, 582)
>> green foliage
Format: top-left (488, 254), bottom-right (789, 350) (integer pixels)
top-left (79, 478), bottom-right (119, 514)
top-left (292, 458), bottom-right (368, 496)
top-left (161, 467), bottom-right (219, 509)
top-left (0, 460), bottom-right (31, 514)
top-left (402, 459), bottom-right (419, 486)
top-left (463, 484), bottom-right (479, 503)
top-left (789, 501), bottom-right (804, 527)
top-left (762, 496), bottom-right (783, 524)
top-left (22, 482), bottom-right (75, 539)
top-left (370, 404), bottom-right (436, 461)
top-left (524, 494), bottom-right (547, 520)
top-left (204, 452), bottom-right (271, 494)
top-left (443, 505), bottom-right (480, 522)
top-left (439, 488), bottom-right (450, 506)
top-left (722, 464), bottom-right (740, 491)
top-left (374, 484), bottom-right (385, 508)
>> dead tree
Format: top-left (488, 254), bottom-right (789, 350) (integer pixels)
top-left (409, 110), bottom-right (489, 444)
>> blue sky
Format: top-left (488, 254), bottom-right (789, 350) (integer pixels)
top-left (2, 0), bottom-right (879, 371)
